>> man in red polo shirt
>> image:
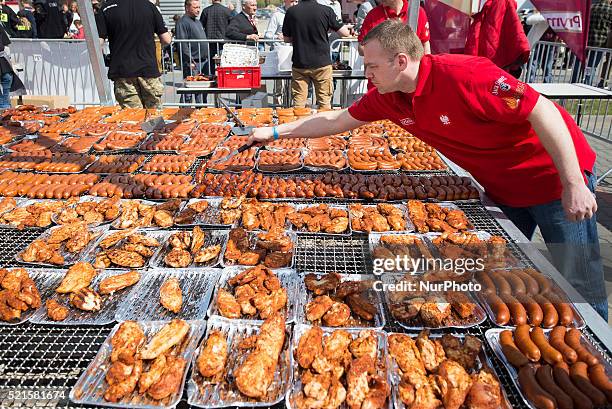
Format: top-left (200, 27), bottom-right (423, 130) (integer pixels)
top-left (249, 20), bottom-right (607, 319)
top-left (357, 0), bottom-right (430, 55)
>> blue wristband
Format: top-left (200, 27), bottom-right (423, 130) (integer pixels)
top-left (272, 126), bottom-right (279, 140)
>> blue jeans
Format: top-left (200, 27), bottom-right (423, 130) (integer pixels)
top-left (571, 51), bottom-right (604, 85)
top-left (0, 72), bottom-right (12, 108)
top-left (498, 171), bottom-right (608, 320)
top-left (528, 46), bottom-right (555, 83)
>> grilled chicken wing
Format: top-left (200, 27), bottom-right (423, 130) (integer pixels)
top-left (160, 278), bottom-right (182, 313)
top-left (415, 330), bottom-right (446, 373)
top-left (193, 244), bottom-right (221, 264)
top-left (111, 321), bottom-right (145, 364)
top-left (190, 226), bottom-right (205, 254)
top-left (432, 360), bottom-right (472, 409)
top-left (107, 249), bottom-right (145, 268)
top-left (70, 287), bottom-right (101, 311)
top-left (98, 271), bottom-right (140, 295)
top-left (164, 248), bottom-right (191, 268)
top-left (138, 354), bottom-right (167, 394)
top-left (46, 299), bottom-right (68, 321)
top-left (322, 302), bottom-right (351, 327)
top-left (297, 326), bottom-right (323, 369)
top-left (349, 330), bottom-right (377, 360)
top-left (104, 359), bottom-right (142, 402)
top-left (197, 330), bottom-right (228, 378)
top-left (100, 230), bottom-right (133, 249)
top-left (304, 272), bottom-right (341, 295)
top-left (56, 262), bottom-right (97, 294)
top-left (466, 369), bottom-right (502, 409)
top-left (217, 288), bottom-right (241, 318)
top-left (146, 356), bottom-right (187, 400)
top-left (235, 313), bottom-right (286, 399)
top-left (139, 319), bottom-right (190, 360)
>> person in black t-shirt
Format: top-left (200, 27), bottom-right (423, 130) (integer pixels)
top-left (98, 0), bottom-right (171, 108)
top-left (34, 0), bottom-right (67, 38)
top-left (282, 0), bottom-right (351, 109)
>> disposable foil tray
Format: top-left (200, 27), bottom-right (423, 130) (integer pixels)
top-left (115, 268), bottom-right (220, 322)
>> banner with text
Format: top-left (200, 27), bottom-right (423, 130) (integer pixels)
top-left (531, 0), bottom-right (591, 61)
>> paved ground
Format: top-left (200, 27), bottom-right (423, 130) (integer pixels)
top-left (532, 133), bottom-right (612, 322)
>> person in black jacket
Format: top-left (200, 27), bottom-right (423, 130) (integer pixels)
top-left (200, 0), bottom-right (231, 39)
top-left (200, 0), bottom-right (231, 66)
top-left (34, 0), bottom-right (67, 38)
top-left (0, 0), bottom-right (20, 37)
top-left (15, 0), bottom-right (38, 38)
top-left (225, 0), bottom-right (258, 41)
top-left (0, 25), bottom-right (25, 108)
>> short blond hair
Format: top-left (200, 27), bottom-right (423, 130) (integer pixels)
top-left (362, 20), bottom-right (424, 60)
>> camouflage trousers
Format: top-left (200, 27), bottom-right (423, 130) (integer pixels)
top-left (113, 77), bottom-right (163, 109)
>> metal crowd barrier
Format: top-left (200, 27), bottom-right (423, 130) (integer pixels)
top-left (7, 38), bottom-right (612, 146)
top-left (165, 38), bottom-right (367, 108)
top-left (525, 41), bottom-right (612, 88)
top-left (524, 41), bottom-right (612, 145)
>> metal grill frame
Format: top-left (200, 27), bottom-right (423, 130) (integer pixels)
top-left (0, 145), bottom-right (607, 409)
top-left (0, 324), bottom-right (110, 408)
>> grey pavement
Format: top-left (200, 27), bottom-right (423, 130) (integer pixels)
top-left (533, 132), bottom-right (612, 323)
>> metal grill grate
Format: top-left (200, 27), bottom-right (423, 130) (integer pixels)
top-left (0, 228), bottom-right (53, 269)
top-left (454, 202), bottom-right (536, 267)
top-left (0, 180), bottom-right (603, 409)
top-left (295, 234), bottom-right (373, 275)
top-left (0, 323), bottom-right (110, 408)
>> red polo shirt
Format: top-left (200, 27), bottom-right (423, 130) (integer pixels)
top-left (348, 54), bottom-right (596, 207)
top-left (358, 1), bottom-right (430, 43)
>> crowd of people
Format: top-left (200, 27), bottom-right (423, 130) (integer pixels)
top-left (0, 0), bottom-right (97, 39)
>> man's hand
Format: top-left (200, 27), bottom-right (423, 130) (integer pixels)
top-left (562, 182), bottom-right (598, 222)
top-left (248, 127), bottom-right (274, 146)
top-left (246, 34), bottom-right (259, 41)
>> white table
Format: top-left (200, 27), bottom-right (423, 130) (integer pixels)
top-left (528, 83), bottom-right (612, 99)
top-left (528, 83), bottom-right (612, 183)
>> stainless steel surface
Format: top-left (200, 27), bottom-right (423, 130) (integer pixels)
top-left (30, 269), bottom-right (138, 326)
top-left (148, 230), bottom-right (226, 269)
top-left (16, 224), bottom-right (109, 268)
top-left (286, 325), bottom-right (391, 409)
top-left (485, 327), bottom-right (612, 409)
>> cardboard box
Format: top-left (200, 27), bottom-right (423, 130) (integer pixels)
top-left (10, 95), bottom-right (70, 108)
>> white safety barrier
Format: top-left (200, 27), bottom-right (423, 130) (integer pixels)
top-left (9, 38), bottom-right (114, 107)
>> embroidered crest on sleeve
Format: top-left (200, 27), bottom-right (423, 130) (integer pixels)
top-left (491, 76), bottom-right (525, 110)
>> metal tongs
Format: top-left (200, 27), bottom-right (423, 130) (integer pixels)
top-left (211, 98), bottom-right (256, 164)
top-left (140, 110), bottom-right (166, 133)
top-left (218, 97), bottom-right (254, 136)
